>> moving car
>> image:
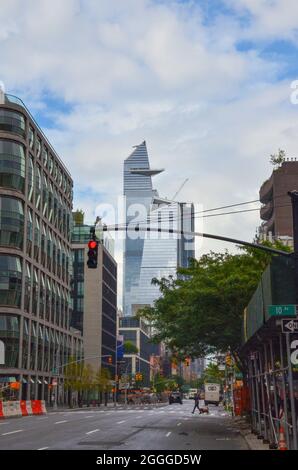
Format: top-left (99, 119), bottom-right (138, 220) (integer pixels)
top-left (168, 391), bottom-right (183, 405)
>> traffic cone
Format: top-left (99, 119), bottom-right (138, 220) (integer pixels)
top-left (278, 425), bottom-right (288, 451)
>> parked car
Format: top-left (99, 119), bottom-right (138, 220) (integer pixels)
top-left (168, 391), bottom-right (183, 404)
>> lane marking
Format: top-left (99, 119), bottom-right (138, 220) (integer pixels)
top-left (2, 429), bottom-right (23, 436)
top-left (177, 423), bottom-right (182, 426)
top-left (84, 416), bottom-right (94, 419)
top-left (37, 417), bottom-right (48, 420)
top-left (117, 420), bottom-right (126, 424)
top-left (166, 432), bottom-right (172, 437)
top-left (86, 429), bottom-right (99, 435)
top-left (37, 447), bottom-right (49, 450)
top-left (54, 420), bottom-right (68, 424)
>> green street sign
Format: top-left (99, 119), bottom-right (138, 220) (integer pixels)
top-left (268, 305), bottom-right (297, 318)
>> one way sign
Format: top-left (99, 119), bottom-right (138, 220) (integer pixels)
top-left (282, 319), bottom-right (298, 333)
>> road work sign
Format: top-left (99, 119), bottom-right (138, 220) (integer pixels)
top-left (282, 319), bottom-right (298, 333)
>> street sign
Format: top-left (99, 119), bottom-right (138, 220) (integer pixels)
top-left (268, 305), bottom-right (298, 317)
top-left (282, 319), bottom-right (298, 333)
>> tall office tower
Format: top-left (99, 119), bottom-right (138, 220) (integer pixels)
top-left (71, 212), bottom-right (117, 375)
top-left (123, 141), bottom-right (195, 316)
top-left (0, 94), bottom-right (83, 404)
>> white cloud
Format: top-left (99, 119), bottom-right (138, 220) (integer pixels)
top-left (1, 0), bottom-right (298, 306)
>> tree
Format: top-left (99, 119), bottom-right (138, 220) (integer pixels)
top-left (123, 341), bottom-right (139, 354)
top-left (202, 363), bottom-right (224, 385)
top-left (270, 148), bottom-right (286, 168)
top-left (140, 242), bottom-right (291, 371)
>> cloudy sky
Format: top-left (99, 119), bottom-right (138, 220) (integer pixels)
top-left (1, 0), bottom-right (298, 302)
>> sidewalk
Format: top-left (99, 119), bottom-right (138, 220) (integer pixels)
top-left (232, 416), bottom-right (270, 451)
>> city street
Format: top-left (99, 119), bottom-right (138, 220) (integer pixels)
top-left (0, 401), bottom-right (249, 450)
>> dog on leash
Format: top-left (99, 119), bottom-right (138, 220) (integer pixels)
top-left (199, 406), bottom-right (209, 414)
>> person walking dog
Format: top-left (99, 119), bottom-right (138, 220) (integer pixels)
top-left (192, 391), bottom-right (200, 414)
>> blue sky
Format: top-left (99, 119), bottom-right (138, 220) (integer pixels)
top-left (1, 0), bottom-right (298, 296)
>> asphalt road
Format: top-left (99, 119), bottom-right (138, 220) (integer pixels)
top-left (0, 400), bottom-right (249, 450)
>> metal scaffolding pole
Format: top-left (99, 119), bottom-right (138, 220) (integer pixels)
top-left (279, 334), bottom-right (290, 448)
top-left (253, 354), bottom-right (262, 437)
top-left (286, 332), bottom-right (298, 450)
top-left (259, 348), bottom-right (269, 442)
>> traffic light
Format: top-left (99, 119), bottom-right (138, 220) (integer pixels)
top-left (107, 356), bottom-right (112, 364)
top-left (87, 239), bottom-right (98, 269)
top-left (135, 373), bottom-right (143, 381)
top-left (225, 354), bottom-right (232, 366)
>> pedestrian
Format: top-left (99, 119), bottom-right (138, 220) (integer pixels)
top-left (192, 391), bottom-right (200, 414)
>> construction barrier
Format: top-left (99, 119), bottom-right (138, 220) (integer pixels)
top-left (2, 401), bottom-right (22, 418)
top-left (31, 400), bottom-right (43, 415)
top-left (41, 400), bottom-right (47, 414)
top-left (0, 400), bottom-right (46, 418)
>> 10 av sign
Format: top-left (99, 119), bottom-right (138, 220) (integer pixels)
top-left (282, 319), bottom-right (298, 333)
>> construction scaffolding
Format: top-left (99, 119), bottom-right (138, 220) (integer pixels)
top-left (241, 256), bottom-right (298, 450)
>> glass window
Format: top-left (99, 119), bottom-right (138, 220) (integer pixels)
top-left (0, 314), bottom-right (20, 367)
top-left (27, 208), bottom-right (33, 256)
top-left (48, 181), bottom-right (53, 223)
top-left (0, 140), bottom-right (26, 192)
top-left (24, 262), bottom-right (31, 312)
top-left (36, 137), bottom-right (42, 159)
top-left (0, 255), bottom-right (22, 307)
top-left (42, 172), bottom-right (48, 217)
top-left (28, 156), bottom-right (34, 202)
top-left (29, 126), bottom-right (34, 150)
top-left (0, 196), bottom-right (24, 249)
top-left (48, 155), bottom-right (53, 175)
top-left (35, 165), bottom-right (41, 210)
top-left (34, 215), bottom-right (40, 261)
top-left (0, 109), bottom-right (25, 137)
top-left (43, 147), bottom-right (48, 167)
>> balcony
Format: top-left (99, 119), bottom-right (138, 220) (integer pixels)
top-left (259, 173), bottom-right (273, 204)
top-left (260, 200), bottom-right (273, 221)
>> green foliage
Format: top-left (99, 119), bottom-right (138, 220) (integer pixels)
top-left (123, 341), bottom-right (139, 354)
top-left (203, 363), bottom-right (224, 385)
top-left (270, 148), bottom-right (286, 167)
top-left (140, 243), bottom-right (290, 362)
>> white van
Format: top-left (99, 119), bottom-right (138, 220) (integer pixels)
top-left (204, 383), bottom-right (220, 406)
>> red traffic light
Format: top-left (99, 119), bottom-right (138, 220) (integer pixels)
top-left (88, 240), bottom-right (97, 249)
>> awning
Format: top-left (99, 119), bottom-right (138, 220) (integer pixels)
top-left (30, 378), bottom-right (35, 384)
top-left (44, 379), bottom-right (48, 384)
top-left (37, 379), bottom-right (42, 384)
top-left (22, 378), bottom-right (27, 384)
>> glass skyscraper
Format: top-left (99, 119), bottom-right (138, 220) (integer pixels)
top-left (123, 141), bottom-right (195, 316)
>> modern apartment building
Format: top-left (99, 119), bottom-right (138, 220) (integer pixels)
top-left (0, 94), bottom-right (83, 403)
top-left (123, 141), bottom-right (195, 316)
top-left (71, 212), bottom-right (117, 376)
top-left (118, 316), bottom-right (159, 387)
top-left (259, 159), bottom-right (298, 243)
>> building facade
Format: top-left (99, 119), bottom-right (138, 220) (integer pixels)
top-left (71, 214), bottom-right (117, 376)
top-left (118, 316), bottom-right (159, 387)
top-left (259, 159), bottom-right (298, 244)
top-left (0, 94), bottom-right (83, 403)
top-left (123, 141), bottom-right (195, 316)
